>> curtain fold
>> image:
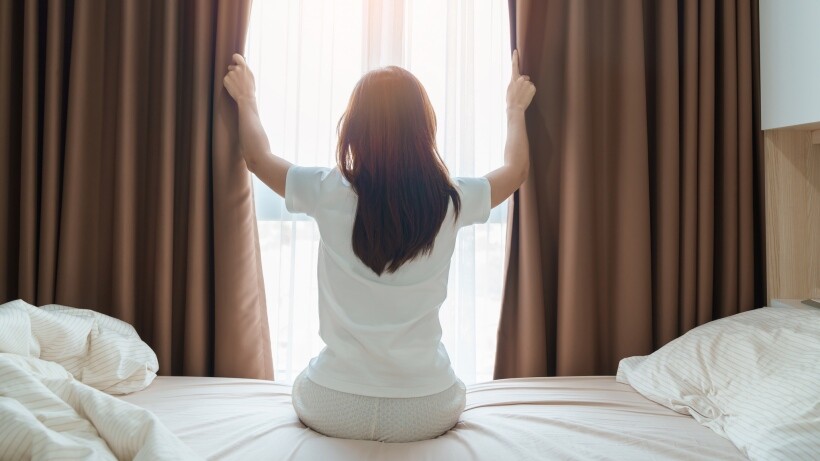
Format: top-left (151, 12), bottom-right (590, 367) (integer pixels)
top-left (0, 0), bottom-right (272, 380)
top-left (495, 0), bottom-right (764, 378)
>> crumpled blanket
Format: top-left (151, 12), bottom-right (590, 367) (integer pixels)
top-left (0, 299), bottom-right (200, 460)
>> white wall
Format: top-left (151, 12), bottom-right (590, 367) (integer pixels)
top-left (759, 0), bottom-right (820, 130)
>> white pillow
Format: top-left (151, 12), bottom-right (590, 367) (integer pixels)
top-left (617, 305), bottom-right (820, 461)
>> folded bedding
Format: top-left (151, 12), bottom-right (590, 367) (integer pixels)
top-left (0, 299), bottom-right (199, 460)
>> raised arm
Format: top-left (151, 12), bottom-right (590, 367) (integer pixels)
top-left (223, 53), bottom-right (292, 197)
top-left (484, 49), bottom-right (536, 208)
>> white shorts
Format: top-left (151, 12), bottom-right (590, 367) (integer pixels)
top-left (291, 370), bottom-right (466, 443)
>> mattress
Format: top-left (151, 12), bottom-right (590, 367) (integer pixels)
top-left (119, 376), bottom-right (745, 460)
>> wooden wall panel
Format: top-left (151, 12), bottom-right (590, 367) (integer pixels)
top-left (763, 130), bottom-right (820, 302)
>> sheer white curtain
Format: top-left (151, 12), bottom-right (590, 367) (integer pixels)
top-left (246, 0), bottom-right (510, 385)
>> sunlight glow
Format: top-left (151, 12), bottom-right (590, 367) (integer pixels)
top-left (247, 0), bottom-right (511, 385)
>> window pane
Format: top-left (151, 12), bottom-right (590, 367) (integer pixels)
top-left (248, 0), bottom-right (510, 385)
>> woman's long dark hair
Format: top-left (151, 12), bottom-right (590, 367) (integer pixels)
top-left (337, 66), bottom-right (461, 276)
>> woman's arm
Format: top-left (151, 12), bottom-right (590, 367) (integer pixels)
top-left (484, 49), bottom-right (536, 208)
top-left (223, 53), bottom-right (292, 197)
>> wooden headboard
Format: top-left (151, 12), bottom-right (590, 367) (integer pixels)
top-left (763, 130), bottom-right (820, 303)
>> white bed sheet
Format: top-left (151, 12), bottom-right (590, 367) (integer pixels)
top-left (120, 376), bottom-right (746, 460)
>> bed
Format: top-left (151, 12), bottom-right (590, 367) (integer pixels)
top-left (119, 376), bottom-right (746, 460)
top-left (4, 300), bottom-right (816, 460)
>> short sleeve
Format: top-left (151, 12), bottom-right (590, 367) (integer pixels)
top-left (454, 176), bottom-right (492, 227)
top-left (285, 166), bottom-right (333, 216)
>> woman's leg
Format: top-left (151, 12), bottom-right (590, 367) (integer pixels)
top-left (372, 379), bottom-right (466, 443)
top-left (292, 370), bottom-right (380, 440)
top-left (292, 371), bottom-right (466, 443)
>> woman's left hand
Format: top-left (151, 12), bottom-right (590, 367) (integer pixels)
top-left (223, 53), bottom-right (256, 103)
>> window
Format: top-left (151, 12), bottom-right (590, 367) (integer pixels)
top-left (246, 0), bottom-right (510, 385)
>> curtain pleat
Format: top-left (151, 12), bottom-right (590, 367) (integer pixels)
top-left (211, 0), bottom-right (272, 380)
top-left (0, 0), bottom-right (272, 380)
top-left (495, 0), bottom-right (764, 377)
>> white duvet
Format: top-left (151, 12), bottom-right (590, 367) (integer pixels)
top-left (0, 299), bottom-right (200, 460)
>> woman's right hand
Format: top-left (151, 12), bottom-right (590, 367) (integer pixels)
top-left (506, 50), bottom-right (536, 113)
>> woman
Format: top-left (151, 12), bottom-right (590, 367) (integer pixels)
top-left (223, 51), bottom-right (534, 442)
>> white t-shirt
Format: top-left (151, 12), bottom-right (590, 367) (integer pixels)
top-left (285, 166), bottom-right (492, 398)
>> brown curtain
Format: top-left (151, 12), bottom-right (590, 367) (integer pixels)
top-left (495, 0), bottom-right (765, 377)
top-left (0, 0), bottom-right (273, 380)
